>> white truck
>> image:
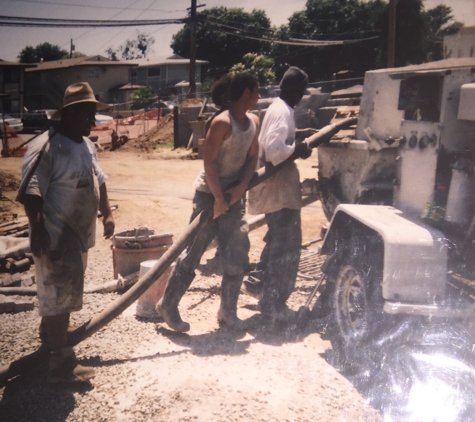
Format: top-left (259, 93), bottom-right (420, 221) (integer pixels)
top-left (316, 58), bottom-right (475, 370)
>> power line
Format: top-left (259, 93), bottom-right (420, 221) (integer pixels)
top-left (205, 22), bottom-right (378, 47)
top-left (65, 0), bottom-right (145, 49)
top-left (14, 0), bottom-right (183, 13)
top-left (0, 15), bottom-right (185, 27)
top-left (91, 0), bottom-right (159, 55)
top-left (204, 15), bottom-right (377, 40)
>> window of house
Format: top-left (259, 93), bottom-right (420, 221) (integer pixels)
top-left (131, 69), bottom-right (137, 78)
top-left (148, 67), bottom-right (160, 77)
top-left (88, 67), bottom-right (101, 78)
top-left (4, 67), bottom-right (20, 83)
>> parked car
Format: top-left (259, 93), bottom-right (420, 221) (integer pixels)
top-left (144, 100), bottom-right (177, 115)
top-left (94, 113), bottom-right (113, 127)
top-left (0, 114), bottom-right (23, 133)
top-left (22, 110), bottom-right (57, 133)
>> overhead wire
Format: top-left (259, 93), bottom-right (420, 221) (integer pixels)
top-left (205, 22), bottom-right (378, 47)
top-left (204, 16), bottom-right (378, 40)
top-left (91, 0), bottom-right (161, 55)
top-left (0, 15), bottom-right (185, 27)
top-left (67, 0), bottom-right (158, 51)
top-left (14, 0), bottom-right (183, 13)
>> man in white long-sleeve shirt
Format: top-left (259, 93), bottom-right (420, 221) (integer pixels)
top-left (246, 67), bottom-right (311, 316)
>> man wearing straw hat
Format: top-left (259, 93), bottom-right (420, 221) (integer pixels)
top-left (18, 82), bottom-right (115, 384)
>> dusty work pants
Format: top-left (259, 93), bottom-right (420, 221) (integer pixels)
top-left (176, 190), bottom-right (250, 278)
top-left (258, 208), bottom-right (302, 313)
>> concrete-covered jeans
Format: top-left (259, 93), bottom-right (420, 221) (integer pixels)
top-left (176, 190), bottom-right (250, 277)
top-left (258, 208), bottom-right (302, 313)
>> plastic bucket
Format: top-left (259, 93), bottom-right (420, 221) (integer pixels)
top-left (113, 228), bottom-right (173, 249)
top-left (111, 230), bottom-right (173, 278)
top-left (136, 260), bottom-right (173, 319)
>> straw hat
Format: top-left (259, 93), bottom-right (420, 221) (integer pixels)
top-left (51, 82), bottom-right (110, 120)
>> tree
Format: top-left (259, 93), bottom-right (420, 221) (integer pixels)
top-left (18, 42), bottom-right (68, 63)
top-left (229, 53), bottom-right (275, 86)
top-left (106, 31), bottom-right (155, 61)
top-left (131, 86), bottom-right (156, 109)
top-left (423, 5), bottom-right (462, 61)
top-left (270, 0), bottom-right (460, 81)
top-left (62, 52), bottom-right (87, 59)
top-left (171, 7), bottom-right (272, 77)
top-left (270, 0), bottom-right (385, 81)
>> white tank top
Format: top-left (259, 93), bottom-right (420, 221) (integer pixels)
top-left (193, 111), bottom-right (256, 193)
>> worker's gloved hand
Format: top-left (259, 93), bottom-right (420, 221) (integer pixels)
top-left (294, 142), bottom-right (312, 159)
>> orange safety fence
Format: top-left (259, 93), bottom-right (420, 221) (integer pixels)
top-left (90, 109), bottom-right (161, 131)
top-left (117, 108), bottom-right (162, 126)
top-left (1, 108), bottom-right (165, 156)
top-left (2, 128), bottom-right (28, 157)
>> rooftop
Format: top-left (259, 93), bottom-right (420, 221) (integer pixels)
top-left (25, 55), bottom-right (137, 72)
top-left (133, 54), bottom-right (208, 67)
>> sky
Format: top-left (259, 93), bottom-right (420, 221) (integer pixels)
top-left (0, 0), bottom-right (473, 63)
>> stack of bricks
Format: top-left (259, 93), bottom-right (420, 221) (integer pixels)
top-left (0, 273), bottom-right (35, 314)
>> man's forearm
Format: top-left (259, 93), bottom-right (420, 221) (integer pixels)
top-left (99, 183), bottom-right (112, 218)
top-left (24, 194), bottom-right (45, 229)
top-left (238, 155), bottom-right (259, 189)
top-left (24, 194), bottom-right (51, 256)
top-left (204, 161), bottom-right (226, 203)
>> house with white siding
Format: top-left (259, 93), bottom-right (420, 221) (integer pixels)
top-left (24, 55), bottom-right (137, 110)
top-left (444, 27), bottom-right (475, 58)
top-left (130, 54), bottom-right (208, 96)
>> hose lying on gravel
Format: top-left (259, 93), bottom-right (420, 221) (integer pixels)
top-left (0, 117), bottom-right (357, 386)
top-left (0, 272), bottom-right (140, 296)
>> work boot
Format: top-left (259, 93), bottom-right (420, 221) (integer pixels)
top-left (241, 275), bottom-right (264, 300)
top-left (39, 318), bottom-right (48, 344)
top-left (47, 347), bottom-right (95, 385)
top-left (258, 302), bottom-right (298, 324)
top-left (39, 318), bottom-right (78, 346)
top-left (217, 273), bottom-right (247, 331)
top-left (155, 266), bottom-right (194, 332)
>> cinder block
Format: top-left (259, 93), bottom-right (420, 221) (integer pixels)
top-left (14, 302), bottom-right (34, 312)
top-left (0, 301), bottom-right (15, 313)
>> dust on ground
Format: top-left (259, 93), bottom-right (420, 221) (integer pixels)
top-left (179, 98), bottom-right (203, 111)
top-left (124, 114), bottom-right (175, 153)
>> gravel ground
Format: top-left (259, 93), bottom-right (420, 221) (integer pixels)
top-left (3, 150), bottom-right (475, 421)
top-left (0, 153), bottom-right (383, 421)
top-left (0, 244), bottom-right (382, 422)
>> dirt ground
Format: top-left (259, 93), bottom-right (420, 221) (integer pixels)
top-left (0, 147), bottom-right (383, 421)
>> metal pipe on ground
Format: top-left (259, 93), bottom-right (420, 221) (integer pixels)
top-left (0, 116), bottom-right (357, 386)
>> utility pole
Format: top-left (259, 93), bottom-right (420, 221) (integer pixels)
top-left (387, 0), bottom-right (397, 68)
top-left (70, 38), bottom-right (75, 59)
top-left (189, 0), bottom-right (197, 97)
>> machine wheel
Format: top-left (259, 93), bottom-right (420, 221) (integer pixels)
top-left (329, 261), bottom-right (385, 372)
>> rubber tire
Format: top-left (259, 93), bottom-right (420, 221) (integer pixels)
top-left (328, 262), bottom-right (385, 373)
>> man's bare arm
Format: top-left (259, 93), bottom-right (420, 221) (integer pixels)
top-left (24, 194), bottom-right (50, 257)
top-left (226, 114), bottom-right (260, 205)
top-left (99, 183), bottom-right (115, 239)
top-left (203, 116), bottom-right (231, 219)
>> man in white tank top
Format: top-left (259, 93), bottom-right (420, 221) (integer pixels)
top-left (156, 73), bottom-right (260, 332)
